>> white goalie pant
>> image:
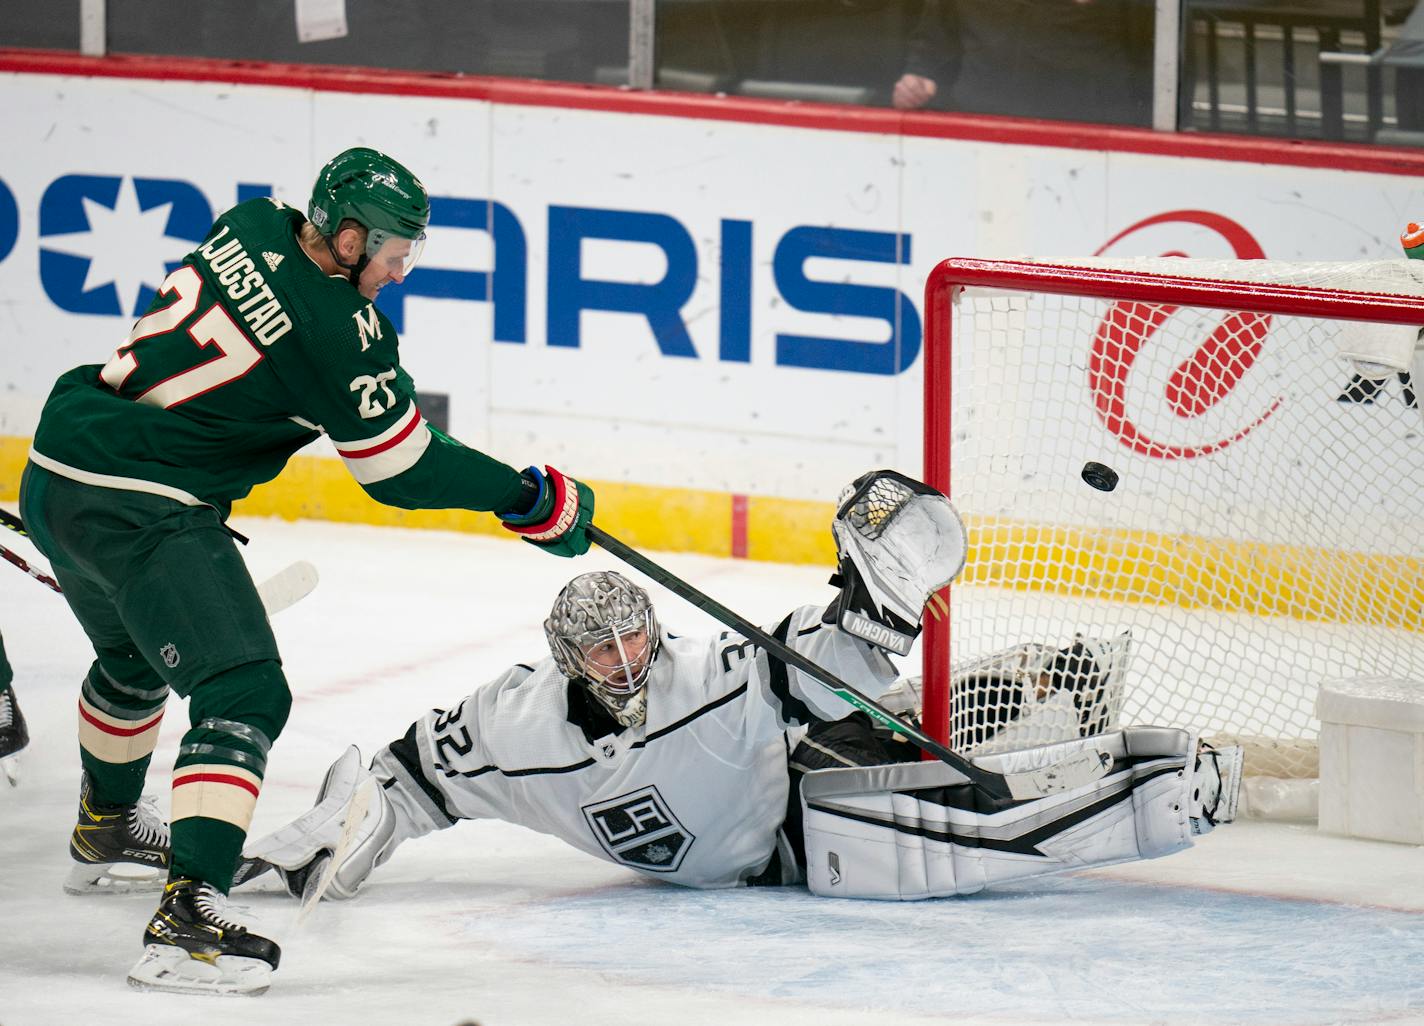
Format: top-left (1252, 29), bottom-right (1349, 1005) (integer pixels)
top-left (802, 727), bottom-right (1224, 901)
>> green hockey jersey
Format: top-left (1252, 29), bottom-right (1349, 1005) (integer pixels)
top-left (31, 198), bottom-right (523, 520)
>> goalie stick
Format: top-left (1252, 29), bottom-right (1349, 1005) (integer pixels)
top-left (587, 524), bottom-right (1110, 802)
top-left (295, 775), bottom-right (375, 924)
top-left (1, 507), bottom-right (319, 617)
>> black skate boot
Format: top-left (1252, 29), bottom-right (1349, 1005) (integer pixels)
top-left (127, 877), bottom-right (281, 995)
top-left (0, 686), bottom-right (28, 787)
top-left (65, 772), bottom-right (170, 895)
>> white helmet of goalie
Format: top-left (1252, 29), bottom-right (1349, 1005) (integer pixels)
top-left (830, 470), bottom-right (968, 656)
top-left (545, 571), bottom-right (661, 727)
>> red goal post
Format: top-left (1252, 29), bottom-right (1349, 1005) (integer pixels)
top-left (920, 256), bottom-right (1424, 784)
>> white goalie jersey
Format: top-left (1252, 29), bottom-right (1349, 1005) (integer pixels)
top-left (367, 605), bottom-right (897, 889)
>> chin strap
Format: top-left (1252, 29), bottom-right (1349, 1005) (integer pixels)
top-left (323, 235), bottom-right (369, 286)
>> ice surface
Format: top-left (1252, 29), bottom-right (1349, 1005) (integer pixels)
top-left (3, 518), bottom-right (1424, 1026)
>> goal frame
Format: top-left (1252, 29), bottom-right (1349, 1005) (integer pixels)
top-left (920, 256), bottom-right (1424, 752)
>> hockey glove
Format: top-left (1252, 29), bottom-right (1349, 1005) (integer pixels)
top-left (498, 465), bottom-right (595, 558)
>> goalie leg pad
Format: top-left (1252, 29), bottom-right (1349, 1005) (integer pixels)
top-left (241, 746), bottom-right (397, 901)
top-left (801, 728), bottom-right (1226, 900)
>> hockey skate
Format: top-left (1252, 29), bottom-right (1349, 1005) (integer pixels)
top-left (64, 773), bottom-right (170, 895)
top-left (953, 632), bottom-right (1130, 756)
top-left (0, 686), bottom-right (28, 787)
top-left (127, 877), bottom-right (280, 996)
top-left (877, 633), bottom-right (1130, 757)
top-left (1190, 740), bottom-right (1244, 835)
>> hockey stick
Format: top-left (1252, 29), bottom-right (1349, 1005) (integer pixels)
top-left (0, 506), bottom-right (30, 538)
top-left (0, 541), bottom-right (61, 593)
top-left (295, 775), bottom-right (375, 923)
top-left (0, 534), bottom-right (318, 618)
top-left (5, 502), bottom-right (318, 614)
top-left (254, 561), bottom-right (321, 618)
top-left (587, 524), bottom-right (1110, 802)
top-left (0, 509), bottom-right (63, 592)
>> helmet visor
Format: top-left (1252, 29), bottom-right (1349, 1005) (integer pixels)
top-left (366, 229), bottom-right (426, 277)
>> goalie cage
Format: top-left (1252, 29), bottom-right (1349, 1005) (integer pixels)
top-left (920, 255), bottom-right (1424, 820)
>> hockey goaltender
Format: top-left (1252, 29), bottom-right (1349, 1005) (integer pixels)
top-left (240, 471), bottom-right (1240, 968)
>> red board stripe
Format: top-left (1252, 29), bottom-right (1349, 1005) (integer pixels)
top-left (731, 494), bottom-right (749, 560)
top-left (4, 48), bottom-right (1424, 177)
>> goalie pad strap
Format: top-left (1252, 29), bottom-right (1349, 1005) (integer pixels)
top-left (800, 728), bottom-right (1198, 900)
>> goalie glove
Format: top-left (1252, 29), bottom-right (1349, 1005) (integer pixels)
top-left (828, 470), bottom-right (967, 656)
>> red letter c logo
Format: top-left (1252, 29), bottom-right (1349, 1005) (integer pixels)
top-left (1088, 211), bottom-right (1279, 460)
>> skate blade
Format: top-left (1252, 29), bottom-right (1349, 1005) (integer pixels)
top-left (1, 753), bottom-right (19, 787)
top-left (1211, 744), bottom-right (1245, 825)
top-left (127, 944), bottom-right (271, 996)
top-left (63, 860), bottom-right (165, 896)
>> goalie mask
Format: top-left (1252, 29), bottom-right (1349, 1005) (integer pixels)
top-left (830, 470), bottom-right (968, 656)
top-left (545, 571), bottom-right (661, 728)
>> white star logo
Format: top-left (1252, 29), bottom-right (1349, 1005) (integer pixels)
top-left (42, 177), bottom-right (197, 317)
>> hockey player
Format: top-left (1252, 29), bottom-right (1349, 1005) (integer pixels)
top-left (239, 471), bottom-right (1239, 913)
top-left (16, 146), bottom-right (595, 995)
top-left (0, 631), bottom-right (26, 787)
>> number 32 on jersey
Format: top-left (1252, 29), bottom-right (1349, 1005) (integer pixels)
top-left (100, 264), bottom-right (264, 409)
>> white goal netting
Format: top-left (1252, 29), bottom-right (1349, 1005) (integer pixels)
top-left (922, 257), bottom-right (1424, 787)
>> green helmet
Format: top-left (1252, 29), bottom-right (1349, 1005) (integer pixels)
top-left (308, 147), bottom-right (430, 276)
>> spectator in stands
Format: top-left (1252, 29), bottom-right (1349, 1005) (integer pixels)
top-left (893, 0), bottom-right (957, 110)
top-left (892, 0), bottom-right (1154, 126)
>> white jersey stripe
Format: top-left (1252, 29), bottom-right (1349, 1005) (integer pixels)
top-left (29, 449), bottom-right (206, 506)
top-left (333, 401), bottom-right (420, 455)
top-left (333, 403), bottom-right (431, 484)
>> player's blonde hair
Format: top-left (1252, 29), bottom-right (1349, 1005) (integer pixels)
top-left (299, 219), bottom-right (367, 250)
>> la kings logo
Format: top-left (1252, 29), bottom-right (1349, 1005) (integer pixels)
top-left (582, 785), bottom-right (693, 873)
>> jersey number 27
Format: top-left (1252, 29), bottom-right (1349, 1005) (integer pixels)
top-left (101, 264), bottom-right (264, 409)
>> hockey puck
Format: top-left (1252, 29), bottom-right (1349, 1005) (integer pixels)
top-left (1081, 462), bottom-right (1119, 492)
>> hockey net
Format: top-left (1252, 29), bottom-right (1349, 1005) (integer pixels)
top-left (920, 257), bottom-right (1424, 813)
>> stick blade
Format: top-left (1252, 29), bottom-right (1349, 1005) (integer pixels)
top-left (257, 561), bottom-right (319, 617)
top-left (295, 777), bottom-right (374, 924)
top-left (1003, 746), bottom-right (1113, 800)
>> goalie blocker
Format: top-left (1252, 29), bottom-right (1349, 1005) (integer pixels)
top-left (802, 728), bottom-right (1242, 900)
